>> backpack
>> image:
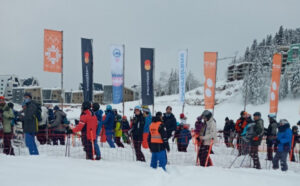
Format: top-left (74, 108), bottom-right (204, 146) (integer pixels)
top-left (62, 114), bottom-right (70, 125)
top-left (33, 101), bottom-right (42, 122)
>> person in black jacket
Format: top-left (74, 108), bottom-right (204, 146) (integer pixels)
top-left (223, 117), bottom-right (235, 147)
top-left (148, 112), bottom-right (170, 171)
top-left (163, 106), bottom-right (177, 140)
top-left (266, 114), bottom-right (278, 160)
top-left (130, 106), bottom-right (145, 162)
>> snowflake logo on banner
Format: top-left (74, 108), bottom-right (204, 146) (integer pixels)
top-left (45, 44), bottom-right (61, 65)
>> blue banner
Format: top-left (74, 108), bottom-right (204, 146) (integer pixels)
top-left (111, 45), bottom-right (124, 104)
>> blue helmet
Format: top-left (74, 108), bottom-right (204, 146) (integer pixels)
top-left (106, 105), bottom-right (112, 111)
top-left (268, 113), bottom-right (276, 119)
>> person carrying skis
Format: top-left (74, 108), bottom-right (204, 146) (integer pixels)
top-left (92, 102), bottom-right (103, 160)
top-left (163, 106), bottom-right (177, 140)
top-left (102, 105), bottom-right (116, 148)
top-left (0, 97), bottom-right (15, 155)
top-left (142, 105), bottom-right (152, 149)
top-left (272, 119), bottom-right (292, 171)
top-left (249, 112), bottom-right (264, 169)
top-left (197, 110), bottom-right (217, 167)
top-left (129, 106), bottom-right (145, 162)
top-left (67, 101), bottom-right (98, 160)
top-left (266, 114), bottom-right (278, 160)
top-left (148, 111), bottom-right (170, 171)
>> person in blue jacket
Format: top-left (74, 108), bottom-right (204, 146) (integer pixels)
top-left (102, 105), bottom-right (115, 148)
top-left (272, 119), bottom-right (292, 171)
top-left (142, 106), bottom-right (152, 149)
top-left (92, 102), bottom-right (103, 160)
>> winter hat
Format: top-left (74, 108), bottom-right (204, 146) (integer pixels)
top-left (134, 105), bottom-right (142, 111)
top-left (180, 113), bottom-right (186, 120)
top-left (24, 92), bottom-right (32, 99)
top-left (0, 96), bottom-right (5, 100)
top-left (253, 112), bottom-right (261, 117)
top-left (225, 117), bottom-right (229, 121)
top-left (122, 116), bottom-right (127, 120)
top-left (53, 105), bottom-right (60, 111)
top-left (297, 120), bottom-right (300, 126)
top-left (106, 105), bottom-right (112, 111)
top-left (82, 101), bottom-right (91, 111)
top-left (92, 103), bottom-right (100, 111)
top-left (155, 111), bottom-right (163, 118)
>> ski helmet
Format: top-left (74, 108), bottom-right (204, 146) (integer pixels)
top-left (82, 101), bottom-right (91, 110)
top-left (268, 113), bottom-right (276, 119)
top-left (106, 105), bottom-right (112, 111)
top-left (292, 125), bottom-right (298, 132)
top-left (92, 103), bottom-right (100, 112)
top-left (134, 105), bottom-right (142, 111)
top-left (253, 112), bottom-right (261, 117)
top-left (202, 110), bottom-right (212, 120)
top-left (297, 120), bottom-right (300, 126)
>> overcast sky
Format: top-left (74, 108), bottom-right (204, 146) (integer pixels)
top-left (1, 0), bottom-right (300, 90)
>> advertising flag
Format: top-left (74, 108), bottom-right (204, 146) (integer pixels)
top-left (81, 38), bottom-right (94, 102)
top-left (141, 48), bottom-right (154, 105)
top-left (44, 29), bottom-right (62, 73)
top-left (269, 53), bottom-right (282, 113)
top-left (204, 52), bottom-right (218, 110)
top-left (111, 45), bottom-right (124, 104)
top-left (179, 50), bottom-right (187, 105)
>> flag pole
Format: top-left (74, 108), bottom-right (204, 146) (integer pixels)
top-left (61, 30), bottom-right (64, 111)
top-left (122, 45), bottom-right (125, 116)
top-left (213, 52), bottom-right (218, 115)
top-left (152, 48), bottom-right (155, 114)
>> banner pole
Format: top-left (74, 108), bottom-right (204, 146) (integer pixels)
top-left (61, 30), bottom-right (64, 111)
top-left (122, 45), bottom-right (125, 116)
top-left (153, 48), bottom-right (155, 114)
top-left (213, 52), bottom-right (218, 115)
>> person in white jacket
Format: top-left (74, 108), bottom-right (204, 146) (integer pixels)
top-left (197, 110), bottom-right (217, 167)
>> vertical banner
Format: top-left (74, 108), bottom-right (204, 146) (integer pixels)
top-left (111, 45), bottom-right (124, 104)
top-left (269, 53), bottom-right (282, 114)
top-left (179, 50), bottom-right (188, 105)
top-left (204, 52), bottom-right (218, 110)
top-left (44, 29), bottom-right (62, 73)
top-left (141, 48), bottom-right (154, 105)
top-left (81, 38), bottom-right (94, 102)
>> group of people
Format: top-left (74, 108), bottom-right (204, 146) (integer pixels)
top-left (1, 93), bottom-right (299, 172)
top-left (222, 111), bottom-right (300, 171)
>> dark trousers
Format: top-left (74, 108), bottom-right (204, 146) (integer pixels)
top-left (37, 125), bottom-right (47, 145)
top-left (177, 143), bottom-right (187, 152)
top-left (3, 132), bottom-right (14, 155)
top-left (115, 137), bottom-right (124, 148)
top-left (267, 141), bottom-right (277, 160)
top-left (198, 145), bottom-right (212, 167)
top-left (52, 131), bottom-right (65, 145)
top-left (224, 136), bottom-right (230, 147)
top-left (291, 145), bottom-right (296, 162)
top-left (272, 151), bottom-right (288, 171)
top-left (250, 145), bottom-right (261, 169)
top-left (85, 140), bottom-right (94, 160)
top-left (133, 140), bottom-right (145, 162)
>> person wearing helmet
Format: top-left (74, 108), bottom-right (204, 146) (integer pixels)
top-left (142, 105), bottom-right (152, 149)
top-left (266, 114), bottom-right (278, 160)
top-left (92, 102), bottom-right (103, 160)
top-left (121, 116), bottom-right (131, 144)
top-left (235, 111), bottom-right (251, 155)
top-left (101, 105), bottom-right (115, 148)
top-left (113, 109), bottom-right (124, 148)
top-left (67, 101), bottom-right (98, 160)
top-left (291, 125), bottom-right (299, 162)
top-left (249, 112), bottom-right (264, 169)
top-left (272, 119), bottom-right (292, 171)
top-left (48, 105), bottom-right (67, 145)
top-left (130, 105), bottom-right (146, 162)
top-left (197, 110), bottom-right (217, 167)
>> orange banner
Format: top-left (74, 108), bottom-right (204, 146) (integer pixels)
top-left (204, 52), bottom-right (218, 110)
top-left (269, 53), bottom-right (282, 113)
top-left (44, 29), bottom-right (62, 73)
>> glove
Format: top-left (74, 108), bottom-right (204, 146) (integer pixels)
top-left (66, 127), bottom-right (73, 134)
top-left (253, 136), bottom-right (259, 141)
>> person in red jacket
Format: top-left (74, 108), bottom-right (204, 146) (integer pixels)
top-left (67, 101), bottom-right (98, 160)
top-left (235, 111), bottom-right (250, 155)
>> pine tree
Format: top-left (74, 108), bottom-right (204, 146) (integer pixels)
top-left (290, 67), bottom-right (300, 98)
top-left (279, 73), bottom-right (289, 100)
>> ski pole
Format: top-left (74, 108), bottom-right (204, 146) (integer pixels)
top-left (205, 139), bottom-right (214, 167)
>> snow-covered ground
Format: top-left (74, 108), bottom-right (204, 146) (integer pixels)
top-left (2, 81), bottom-right (300, 186)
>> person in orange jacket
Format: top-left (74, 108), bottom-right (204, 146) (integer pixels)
top-left (67, 101), bottom-right (98, 160)
top-left (235, 111), bottom-right (250, 155)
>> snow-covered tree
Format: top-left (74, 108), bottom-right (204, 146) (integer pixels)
top-left (290, 67), bottom-right (300, 98)
top-left (279, 73), bottom-right (289, 100)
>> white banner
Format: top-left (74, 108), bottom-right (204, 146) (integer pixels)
top-left (178, 50), bottom-right (188, 105)
top-left (111, 45), bottom-right (124, 104)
